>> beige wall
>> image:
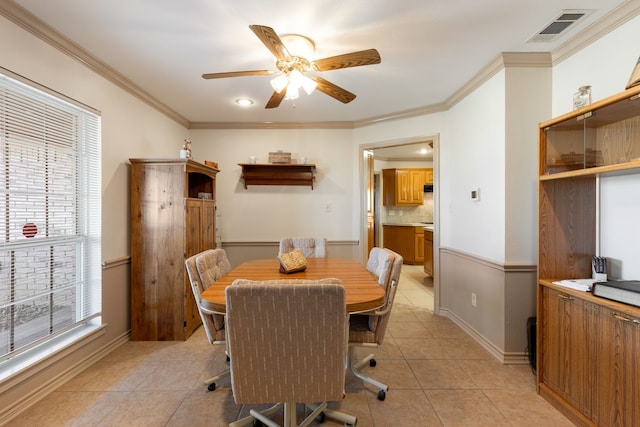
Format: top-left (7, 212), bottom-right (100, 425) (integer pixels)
top-left (189, 128), bottom-right (361, 246)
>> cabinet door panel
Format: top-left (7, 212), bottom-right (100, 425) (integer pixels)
top-left (185, 199), bottom-right (203, 256)
top-left (409, 170), bottom-right (425, 204)
top-left (594, 308), bottom-right (640, 426)
top-left (397, 170), bottom-right (411, 204)
top-left (424, 230), bottom-right (433, 276)
top-left (541, 288), bottom-right (592, 412)
top-left (415, 228), bottom-right (424, 261)
top-left (202, 200), bottom-right (216, 249)
top-left (424, 168), bottom-right (434, 184)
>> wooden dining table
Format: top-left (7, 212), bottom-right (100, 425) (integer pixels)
top-left (200, 257), bottom-right (385, 314)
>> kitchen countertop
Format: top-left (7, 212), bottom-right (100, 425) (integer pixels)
top-left (383, 222), bottom-right (434, 231)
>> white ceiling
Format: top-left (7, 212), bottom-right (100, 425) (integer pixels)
top-left (3, 0), bottom-right (635, 128)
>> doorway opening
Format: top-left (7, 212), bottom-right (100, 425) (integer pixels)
top-left (360, 135), bottom-right (440, 313)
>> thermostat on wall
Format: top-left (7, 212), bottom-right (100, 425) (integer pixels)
top-left (471, 188), bottom-right (480, 201)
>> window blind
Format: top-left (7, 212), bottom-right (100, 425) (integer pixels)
top-left (0, 72), bottom-right (102, 361)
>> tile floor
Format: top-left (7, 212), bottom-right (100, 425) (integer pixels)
top-left (6, 265), bottom-right (574, 427)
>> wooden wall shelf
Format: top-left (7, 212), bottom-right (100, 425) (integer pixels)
top-left (239, 163), bottom-right (316, 189)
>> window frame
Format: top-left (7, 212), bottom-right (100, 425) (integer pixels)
top-left (0, 68), bottom-right (102, 378)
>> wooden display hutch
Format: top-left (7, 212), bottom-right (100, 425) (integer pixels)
top-left (537, 86), bottom-right (640, 426)
top-left (239, 163), bottom-right (316, 189)
top-left (130, 158), bottom-right (219, 341)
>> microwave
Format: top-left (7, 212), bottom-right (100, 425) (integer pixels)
top-left (423, 184), bottom-right (434, 193)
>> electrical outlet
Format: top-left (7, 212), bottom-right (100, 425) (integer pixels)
top-left (471, 292), bottom-right (477, 307)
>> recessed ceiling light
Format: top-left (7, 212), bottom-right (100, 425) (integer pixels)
top-left (235, 98), bottom-right (254, 107)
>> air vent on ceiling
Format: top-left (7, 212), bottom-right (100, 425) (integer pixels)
top-left (528, 9), bottom-right (593, 43)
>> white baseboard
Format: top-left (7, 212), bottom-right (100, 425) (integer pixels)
top-left (439, 308), bottom-right (529, 365)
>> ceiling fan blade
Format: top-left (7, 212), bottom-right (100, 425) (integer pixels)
top-left (310, 76), bottom-right (356, 104)
top-left (249, 25), bottom-right (289, 61)
top-left (202, 70), bottom-right (276, 79)
top-left (313, 49), bottom-right (381, 71)
top-left (265, 90), bottom-right (286, 109)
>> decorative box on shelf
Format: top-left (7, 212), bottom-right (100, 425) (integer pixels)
top-left (238, 163), bottom-right (316, 189)
top-left (268, 151), bottom-right (291, 164)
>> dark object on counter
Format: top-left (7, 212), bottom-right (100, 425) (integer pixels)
top-left (593, 280), bottom-right (640, 307)
top-left (423, 184), bottom-right (433, 192)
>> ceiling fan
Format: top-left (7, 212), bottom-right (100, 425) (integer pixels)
top-left (202, 25), bottom-right (381, 109)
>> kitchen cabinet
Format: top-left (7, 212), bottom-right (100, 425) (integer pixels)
top-left (130, 158), bottom-right (219, 341)
top-left (536, 85), bottom-right (640, 425)
top-left (382, 168), bottom-right (431, 206)
top-left (382, 224), bottom-right (424, 264)
top-left (423, 228), bottom-right (433, 276)
top-left (424, 168), bottom-right (434, 184)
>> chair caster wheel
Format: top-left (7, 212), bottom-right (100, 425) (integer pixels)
top-left (315, 412), bottom-right (326, 423)
top-left (207, 383), bottom-right (216, 391)
top-left (369, 359), bottom-right (377, 367)
top-left (377, 390), bottom-right (386, 401)
top-left (226, 355), bottom-right (230, 362)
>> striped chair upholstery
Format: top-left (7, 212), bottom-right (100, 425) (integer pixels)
top-left (187, 249), bottom-right (232, 342)
top-left (226, 279), bottom-right (356, 427)
top-left (185, 248), bottom-right (232, 391)
top-left (348, 247), bottom-right (403, 401)
top-left (278, 237), bottom-right (328, 258)
top-left (365, 246), bottom-right (394, 286)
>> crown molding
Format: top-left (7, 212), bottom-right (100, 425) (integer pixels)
top-left (502, 52), bottom-right (553, 67)
top-left (188, 120), bottom-right (354, 130)
top-left (0, 0), bottom-right (190, 128)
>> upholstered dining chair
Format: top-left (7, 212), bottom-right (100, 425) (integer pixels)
top-left (185, 248), bottom-right (232, 391)
top-left (348, 247), bottom-right (403, 401)
top-left (278, 237), bottom-right (328, 258)
top-left (226, 279), bottom-right (357, 427)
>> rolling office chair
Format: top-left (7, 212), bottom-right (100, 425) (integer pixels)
top-left (185, 248), bottom-right (232, 391)
top-left (348, 247), bottom-right (403, 401)
top-left (226, 279), bottom-right (357, 427)
top-left (278, 237), bottom-right (328, 258)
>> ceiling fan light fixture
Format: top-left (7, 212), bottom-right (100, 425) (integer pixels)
top-left (280, 33), bottom-right (315, 60)
top-left (284, 84), bottom-right (300, 100)
top-left (289, 69), bottom-right (304, 88)
top-left (302, 76), bottom-right (317, 95)
top-left (203, 25), bottom-right (380, 109)
top-left (270, 74), bottom-right (288, 93)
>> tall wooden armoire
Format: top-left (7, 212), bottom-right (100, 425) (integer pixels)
top-left (129, 158), bottom-right (219, 340)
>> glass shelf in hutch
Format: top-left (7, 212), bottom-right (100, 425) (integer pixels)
top-left (539, 85), bottom-right (640, 181)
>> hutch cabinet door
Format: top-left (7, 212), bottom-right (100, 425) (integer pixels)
top-left (593, 307), bottom-right (640, 426)
top-left (541, 287), bottom-right (594, 414)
